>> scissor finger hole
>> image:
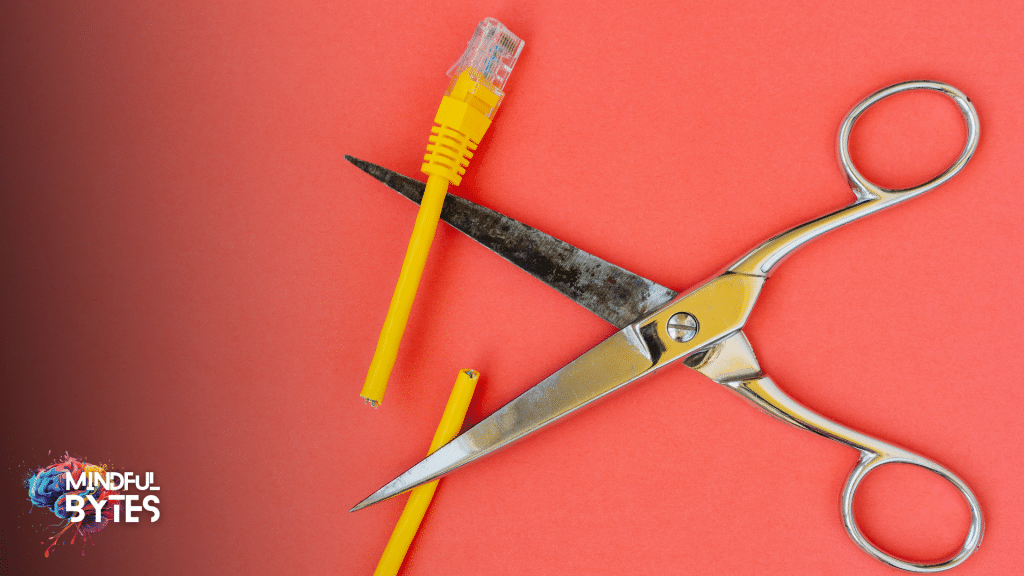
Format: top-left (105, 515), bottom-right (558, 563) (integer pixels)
top-left (846, 89), bottom-right (967, 191)
top-left (851, 461), bottom-right (973, 564)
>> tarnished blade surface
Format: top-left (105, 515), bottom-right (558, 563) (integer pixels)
top-left (345, 156), bottom-right (678, 329)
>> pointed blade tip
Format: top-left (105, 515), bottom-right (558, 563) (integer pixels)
top-left (349, 493), bottom-right (379, 513)
top-left (350, 484), bottom-right (399, 512)
top-left (344, 155), bottom-right (397, 182)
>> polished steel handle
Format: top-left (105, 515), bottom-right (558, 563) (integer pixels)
top-left (838, 80), bottom-right (980, 202)
top-left (840, 447), bottom-right (984, 571)
top-left (730, 80), bottom-right (980, 277)
top-left (688, 332), bottom-right (984, 571)
top-left (732, 375), bottom-right (983, 571)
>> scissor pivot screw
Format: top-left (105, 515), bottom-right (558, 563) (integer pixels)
top-left (666, 313), bottom-right (699, 343)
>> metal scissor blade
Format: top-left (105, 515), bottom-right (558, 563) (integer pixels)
top-left (346, 156), bottom-right (678, 329)
top-left (351, 325), bottom-right (656, 511)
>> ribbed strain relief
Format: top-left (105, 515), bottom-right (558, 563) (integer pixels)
top-left (422, 124), bottom-right (478, 186)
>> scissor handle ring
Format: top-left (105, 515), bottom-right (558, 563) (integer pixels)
top-left (841, 451), bottom-right (985, 572)
top-left (837, 80), bottom-right (980, 202)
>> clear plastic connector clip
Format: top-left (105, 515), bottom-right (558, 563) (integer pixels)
top-left (445, 18), bottom-right (524, 118)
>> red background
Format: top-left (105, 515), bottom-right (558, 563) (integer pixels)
top-left (3, 1), bottom-right (1023, 574)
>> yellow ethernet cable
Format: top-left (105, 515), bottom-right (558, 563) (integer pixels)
top-left (361, 19), bottom-right (523, 407)
top-left (371, 369), bottom-right (479, 576)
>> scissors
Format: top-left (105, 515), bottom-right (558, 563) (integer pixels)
top-left (349, 80), bottom-right (983, 572)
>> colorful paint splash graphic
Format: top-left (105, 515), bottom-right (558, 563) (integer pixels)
top-left (24, 454), bottom-right (119, 557)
